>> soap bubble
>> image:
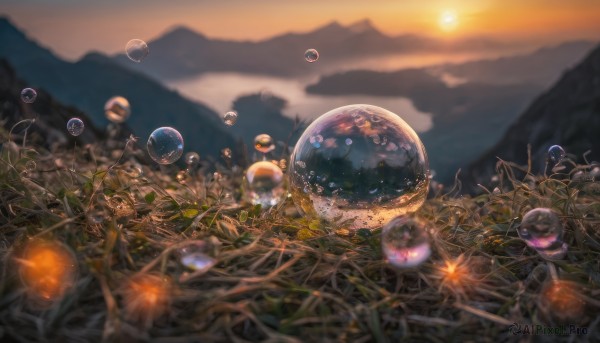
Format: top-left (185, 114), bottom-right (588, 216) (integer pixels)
top-left (147, 127), bottom-right (184, 165)
top-left (66, 118), bottom-right (85, 136)
top-left (125, 39), bottom-right (149, 63)
top-left (547, 145), bottom-right (566, 165)
top-left (382, 216), bottom-right (431, 268)
top-left (243, 161), bottom-right (285, 207)
top-left (254, 134), bottom-right (275, 154)
top-left (304, 49), bottom-right (319, 63)
top-left (517, 208), bottom-right (567, 260)
top-left (21, 88), bottom-right (37, 103)
top-left (185, 152), bottom-right (200, 166)
top-left (104, 96), bottom-right (131, 123)
top-left (177, 241), bottom-right (216, 272)
top-left (223, 111), bottom-right (238, 126)
top-left (289, 104), bottom-right (429, 230)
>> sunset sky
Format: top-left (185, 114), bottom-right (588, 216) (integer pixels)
top-left (2, 0), bottom-right (600, 60)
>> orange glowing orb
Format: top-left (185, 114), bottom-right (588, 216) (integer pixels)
top-left (18, 240), bottom-right (78, 301)
top-left (124, 274), bottom-right (171, 321)
top-left (439, 10), bottom-right (459, 32)
top-left (541, 280), bottom-right (585, 319)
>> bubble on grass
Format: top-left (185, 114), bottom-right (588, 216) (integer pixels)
top-left (125, 39), bottom-right (149, 63)
top-left (254, 134), bottom-right (275, 154)
top-left (147, 127), bottom-right (184, 165)
top-left (223, 111), bottom-right (238, 126)
top-left (177, 241), bottom-right (216, 272)
top-left (21, 88), bottom-right (37, 103)
top-left (517, 208), bottom-right (567, 260)
top-left (104, 96), bottom-right (131, 123)
top-left (381, 216), bottom-right (431, 268)
top-left (288, 104), bottom-right (429, 230)
top-left (66, 118), bottom-right (85, 136)
top-left (547, 145), bottom-right (566, 165)
top-left (243, 161), bottom-right (285, 207)
top-left (304, 48), bottom-right (319, 63)
top-left (185, 152), bottom-right (200, 166)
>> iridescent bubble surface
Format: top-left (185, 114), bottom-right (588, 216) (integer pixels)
top-left (104, 96), bottom-right (131, 123)
top-left (547, 145), bottom-right (566, 165)
top-left (125, 39), bottom-right (149, 63)
top-left (21, 88), bottom-right (37, 103)
top-left (177, 241), bottom-right (216, 272)
top-left (289, 104), bottom-right (429, 230)
top-left (517, 208), bottom-right (567, 260)
top-left (254, 134), bottom-right (275, 154)
top-left (382, 216), bottom-right (431, 268)
top-left (223, 111), bottom-right (238, 126)
top-left (147, 127), bottom-right (184, 165)
top-left (66, 117), bottom-right (85, 136)
top-left (304, 49), bottom-right (319, 63)
top-left (243, 161), bottom-right (285, 207)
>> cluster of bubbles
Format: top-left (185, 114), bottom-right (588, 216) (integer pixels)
top-left (223, 111), bottom-right (238, 126)
top-left (381, 217), bottom-right (431, 268)
top-left (288, 104), bottom-right (430, 230)
top-left (517, 208), bottom-right (567, 260)
top-left (21, 88), bottom-right (37, 103)
top-left (126, 39), bottom-right (149, 63)
top-left (304, 48), bottom-right (319, 63)
top-left (66, 118), bottom-right (85, 136)
top-left (147, 127), bottom-right (184, 165)
top-left (104, 96), bottom-right (131, 123)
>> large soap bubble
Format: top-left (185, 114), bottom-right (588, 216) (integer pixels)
top-left (289, 104), bottom-right (429, 230)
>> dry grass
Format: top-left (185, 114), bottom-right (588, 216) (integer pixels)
top-left (0, 132), bottom-right (599, 342)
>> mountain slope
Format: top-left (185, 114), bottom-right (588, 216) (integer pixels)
top-left (0, 16), bottom-right (236, 158)
top-left (465, 44), bottom-right (600, 185)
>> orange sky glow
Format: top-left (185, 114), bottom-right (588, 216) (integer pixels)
top-left (1, 0), bottom-right (599, 60)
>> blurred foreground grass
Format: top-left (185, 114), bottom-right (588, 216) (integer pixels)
top-left (0, 134), bottom-right (599, 342)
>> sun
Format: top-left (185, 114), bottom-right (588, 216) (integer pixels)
top-left (439, 10), bottom-right (459, 32)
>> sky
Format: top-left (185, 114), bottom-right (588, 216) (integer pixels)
top-left (2, 0), bottom-right (600, 60)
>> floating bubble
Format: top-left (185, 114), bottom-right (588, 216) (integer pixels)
top-left (254, 134), bottom-right (275, 154)
top-left (125, 39), bottom-right (149, 63)
top-left (104, 96), bottom-right (131, 123)
top-left (147, 127), bottom-right (184, 165)
top-left (517, 208), bottom-right (567, 260)
top-left (66, 117), bottom-right (85, 136)
top-left (185, 152), bottom-right (200, 166)
top-left (243, 161), bottom-right (285, 207)
top-left (304, 48), bottom-right (319, 63)
top-left (382, 216), bottom-right (431, 268)
top-left (547, 145), bottom-right (565, 165)
top-left (21, 88), bottom-right (37, 103)
top-left (289, 104), bottom-right (429, 230)
top-left (18, 240), bottom-right (78, 301)
top-left (223, 111), bottom-right (238, 126)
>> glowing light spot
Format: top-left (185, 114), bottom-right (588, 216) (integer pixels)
top-left (439, 10), bottom-right (459, 32)
top-left (124, 274), bottom-right (171, 323)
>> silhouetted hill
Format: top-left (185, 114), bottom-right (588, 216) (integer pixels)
top-left (0, 16), bottom-right (236, 158)
top-left (0, 59), bottom-right (103, 148)
top-left (305, 68), bottom-right (542, 182)
top-left (438, 40), bottom-right (595, 87)
top-left (113, 19), bottom-right (511, 80)
top-left (465, 44), bottom-right (600, 186)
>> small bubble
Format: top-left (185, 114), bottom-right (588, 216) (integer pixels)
top-left (223, 111), bottom-right (238, 126)
top-left (304, 48), bottom-right (319, 63)
top-left (104, 96), bottom-right (131, 123)
top-left (382, 217), bottom-right (431, 268)
top-left (547, 145), bottom-right (566, 165)
top-left (254, 134), bottom-right (275, 154)
top-left (243, 161), bottom-right (285, 207)
top-left (21, 88), bottom-right (37, 103)
top-left (126, 39), bottom-right (149, 63)
top-left (517, 208), bottom-right (567, 260)
top-left (147, 127), bottom-right (184, 165)
top-left (185, 152), bottom-right (200, 166)
top-left (66, 118), bottom-right (85, 136)
top-left (345, 138), bottom-right (353, 145)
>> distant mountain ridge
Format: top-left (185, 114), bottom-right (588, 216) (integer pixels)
top-left (465, 43), bottom-right (600, 185)
top-left (112, 19), bottom-right (515, 80)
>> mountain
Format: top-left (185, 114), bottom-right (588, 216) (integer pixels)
top-left (113, 19), bottom-right (511, 80)
top-left (465, 44), bottom-right (600, 186)
top-left (0, 16), bottom-right (236, 158)
top-left (436, 40), bottom-right (595, 87)
top-left (0, 59), bottom-right (104, 148)
top-left (305, 68), bottom-right (542, 182)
